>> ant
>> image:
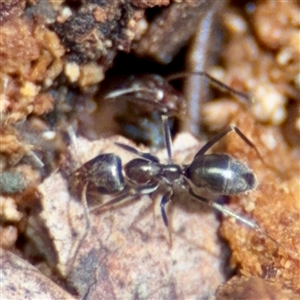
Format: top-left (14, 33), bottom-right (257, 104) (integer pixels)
top-left (84, 123), bottom-right (258, 229)
top-left (75, 120), bottom-right (280, 247)
top-left (70, 72), bottom-right (298, 259)
top-left (68, 71), bottom-right (300, 281)
top-left (74, 71), bottom-right (255, 211)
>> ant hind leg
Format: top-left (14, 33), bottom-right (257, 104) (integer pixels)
top-left (188, 188), bottom-right (299, 260)
top-left (194, 125), bottom-right (264, 164)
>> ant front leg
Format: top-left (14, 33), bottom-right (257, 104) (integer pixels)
top-left (194, 125), bottom-right (263, 162)
top-left (89, 181), bottom-right (159, 213)
top-left (115, 142), bottom-right (159, 163)
top-left (167, 71), bottom-right (252, 104)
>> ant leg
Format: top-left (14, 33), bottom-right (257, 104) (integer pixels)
top-left (105, 86), bottom-right (149, 98)
top-left (67, 183), bottom-right (91, 275)
top-left (89, 182), bottom-right (159, 213)
top-left (194, 126), bottom-right (233, 157)
top-left (167, 71), bottom-right (252, 104)
top-left (188, 189), bottom-right (299, 260)
top-left (160, 190), bottom-right (173, 227)
top-left (232, 126), bottom-right (264, 162)
top-left (106, 88), bottom-right (169, 115)
top-left (26, 150), bottom-right (44, 168)
top-left (116, 114), bottom-right (174, 165)
top-left (194, 125), bottom-right (263, 161)
top-left (89, 188), bottom-right (132, 212)
top-left (160, 189), bottom-right (173, 246)
top-left (161, 115), bottom-right (173, 163)
top-left (115, 142), bottom-right (159, 163)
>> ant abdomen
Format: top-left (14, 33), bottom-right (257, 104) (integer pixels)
top-left (185, 154), bottom-right (257, 195)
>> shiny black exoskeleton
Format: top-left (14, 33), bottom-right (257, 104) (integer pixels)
top-left (74, 123), bottom-right (258, 227)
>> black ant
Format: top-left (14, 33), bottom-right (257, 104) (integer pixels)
top-left (74, 71), bottom-right (256, 215)
top-left (85, 124), bottom-right (258, 226)
top-left (70, 72), bottom-right (298, 263)
top-left (75, 121), bottom-right (282, 249)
